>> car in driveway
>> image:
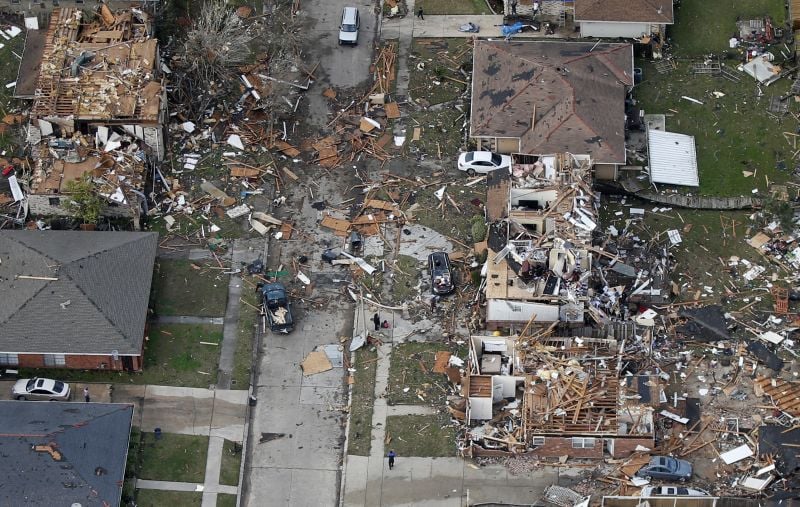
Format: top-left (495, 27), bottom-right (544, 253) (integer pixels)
top-left (641, 485), bottom-right (709, 497)
top-left (429, 251), bottom-right (454, 295)
top-left (636, 456), bottom-right (693, 482)
top-left (457, 151), bottom-right (512, 175)
top-left (12, 378), bottom-right (71, 401)
top-left (338, 7), bottom-right (360, 45)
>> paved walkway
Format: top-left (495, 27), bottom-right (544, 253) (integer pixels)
top-left (152, 315), bottom-right (225, 325)
top-left (381, 11), bottom-right (572, 40)
top-left (218, 238), bottom-right (265, 389)
top-left (114, 385), bottom-right (249, 505)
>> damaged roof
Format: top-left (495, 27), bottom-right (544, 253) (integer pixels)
top-left (30, 7), bottom-right (162, 125)
top-left (470, 41), bottom-right (633, 164)
top-left (0, 231), bottom-right (158, 355)
top-left (574, 0), bottom-right (674, 23)
top-left (0, 401), bottom-right (133, 507)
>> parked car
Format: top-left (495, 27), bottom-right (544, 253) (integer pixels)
top-left (457, 151), bottom-right (512, 175)
top-left (641, 485), bottom-right (709, 497)
top-left (338, 7), bottom-right (360, 45)
top-left (429, 251), bottom-right (454, 295)
top-left (12, 378), bottom-right (71, 401)
top-left (636, 456), bottom-right (693, 482)
top-left (260, 282), bottom-right (294, 334)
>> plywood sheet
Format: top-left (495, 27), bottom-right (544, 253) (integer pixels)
top-left (320, 215), bottom-right (350, 233)
top-left (385, 102), bottom-right (401, 119)
top-left (301, 350), bottom-right (332, 375)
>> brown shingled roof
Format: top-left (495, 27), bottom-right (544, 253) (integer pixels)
top-left (470, 41), bottom-right (633, 164)
top-left (574, 0), bottom-right (674, 23)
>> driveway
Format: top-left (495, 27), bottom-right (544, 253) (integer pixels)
top-left (300, 0), bottom-right (377, 127)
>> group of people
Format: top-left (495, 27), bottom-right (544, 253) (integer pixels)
top-left (372, 313), bottom-right (390, 331)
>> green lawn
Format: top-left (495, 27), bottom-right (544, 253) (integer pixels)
top-left (634, 60), bottom-right (792, 196)
top-left (217, 494), bottom-right (237, 507)
top-left (139, 432), bottom-right (209, 483)
top-left (135, 490), bottom-right (203, 507)
top-left (409, 39), bottom-right (473, 106)
top-left (231, 285), bottom-right (258, 389)
top-left (385, 414), bottom-right (457, 457)
top-left (599, 200), bottom-right (776, 310)
top-left (387, 342), bottom-right (464, 406)
top-left (348, 347), bottom-right (379, 456)
top-left (219, 439), bottom-right (243, 487)
top-left (142, 324), bottom-right (223, 385)
top-left (21, 323), bottom-right (223, 387)
top-left (670, 0), bottom-right (785, 56)
top-left (152, 258), bottom-right (229, 317)
top-left (415, 0), bottom-right (490, 15)
top-left (0, 27), bottom-right (26, 154)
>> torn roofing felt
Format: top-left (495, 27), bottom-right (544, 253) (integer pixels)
top-left (676, 305), bottom-right (731, 342)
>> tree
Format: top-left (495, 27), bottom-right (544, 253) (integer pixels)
top-left (63, 174), bottom-right (104, 224)
top-left (178, 0), bottom-right (255, 86)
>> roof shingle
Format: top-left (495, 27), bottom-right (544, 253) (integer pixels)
top-left (470, 41), bottom-right (633, 164)
top-left (0, 231), bottom-right (158, 355)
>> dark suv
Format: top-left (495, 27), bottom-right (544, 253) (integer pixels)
top-left (428, 252), bottom-right (454, 295)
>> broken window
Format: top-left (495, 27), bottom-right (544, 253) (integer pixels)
top-left (531, 436), bottom-right (545, 446)
top-left (48, 197), bottom-right (60, 206)
top-left (0, 353), bottom-right (19, 366)
top-left (571, 437), bottom-right (595, 449)
top-left (43, 354), bottom-right (66, 367)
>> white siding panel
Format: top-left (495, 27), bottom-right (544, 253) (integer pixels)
top-left (580, 21), bottom-right (649, 38)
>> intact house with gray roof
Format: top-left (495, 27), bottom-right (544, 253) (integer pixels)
top-left (470, 40), bottom-right (633, 179)
top-left (574, 0), bottom-right (674, 39)
top-left (0, 401), bottom-right (133, 507)
top-left (0, 231), bottom-right (158, 371)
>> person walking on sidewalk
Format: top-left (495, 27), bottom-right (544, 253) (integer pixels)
top-left (373, 312), bottom-right (381, 331)
top-left (388, 449), bottom-right (396, 469)
top-left (83, 387), bottom-right (90, 403)
top-left (416, 8), bottom-right (424, 19)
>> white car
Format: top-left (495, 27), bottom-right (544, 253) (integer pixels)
top-left (641, 486), bottom-right (710, 497)
top-left (338, 7), bottom-right (360, 45)
top-left (457, 151), bottom-right (512, 175)
top-left (12, 378), bottom-right (71, 401)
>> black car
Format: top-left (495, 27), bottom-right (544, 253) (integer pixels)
top-left (428, 252), bottom-right (454, 295)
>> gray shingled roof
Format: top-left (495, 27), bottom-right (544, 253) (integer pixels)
top-left (0, 231), bottom-right (158, 355)
top-left (470, 41), bottom-right (633, 164)
top-left (0, 401), bottom-right (133, 507)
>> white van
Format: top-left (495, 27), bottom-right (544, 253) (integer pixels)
top-left (338, 7), bottom-right (360, 45)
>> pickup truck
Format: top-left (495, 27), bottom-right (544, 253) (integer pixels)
top-left (260, 282), bottom-right (294, 334)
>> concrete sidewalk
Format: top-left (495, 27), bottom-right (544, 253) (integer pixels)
top-left (381, 13), bottom-right (572, 39)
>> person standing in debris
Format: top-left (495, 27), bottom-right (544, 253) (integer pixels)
top-left (83, 387), bottom-right (90, 403)
top-left (510, 0), bottom-right (517, 15)
top-left (533, 0), bottom-right (540, 15)
top-left (373, 313), bottom-right (381, 331)
top-left (388, 449), bottom-right (396, 469)
top-left (430, 295), bottom-right (439, 312)
top-left (416, 7), bottom-right (424, 19)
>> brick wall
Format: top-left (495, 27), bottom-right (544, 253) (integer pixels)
top-left (16, 353), bottom-right (142, 371)
top-left (611, 437), bottom-right (655, 459)
top-left (533, 436), bottom-right (604, 458)
top-left (17, 354), bottom-right (45, 368)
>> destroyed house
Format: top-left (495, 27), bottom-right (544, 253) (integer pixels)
top-left (0, 231), bottom-right (158, 371)
top-left (573, 0), bottom-right (674, 39)
top-left (0, 401), bottom-right (133, 507)
top-left (470, 40), bottom-right (633, 172)
top-left (461, 334), bottom-right (655, 458)
top-left (484, 153), bottom-right (596, 330)
top-left (19, 7), bottom-right (165, 220)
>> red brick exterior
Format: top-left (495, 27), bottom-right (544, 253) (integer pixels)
top-left (15, 354), bottom-right (142, 372)
top-left (611, 437), bottom-right (655, 458)
top-left (532, 436), bottom-right (604, 458)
